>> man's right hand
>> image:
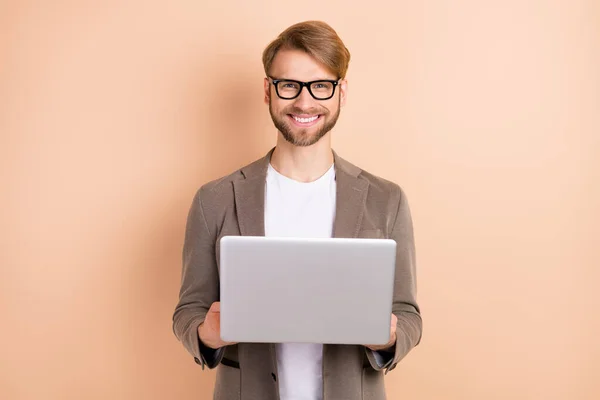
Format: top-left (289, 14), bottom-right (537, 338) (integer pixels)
top-left (198, 301), bottom-right (237, 350)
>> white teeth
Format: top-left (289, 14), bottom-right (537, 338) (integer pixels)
top-left (293, 115), bottom-right (318, 123)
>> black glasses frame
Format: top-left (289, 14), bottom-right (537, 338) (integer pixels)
top-left (268, 76), bottom-right (340, 100)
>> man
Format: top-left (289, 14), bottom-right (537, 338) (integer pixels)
top-left (173, 20), bottom-right (422, 400)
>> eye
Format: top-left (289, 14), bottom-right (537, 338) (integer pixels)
top-left (280, 82), bottom-right (299, 89)
top-left (311, 82), bottom-right (333, 91)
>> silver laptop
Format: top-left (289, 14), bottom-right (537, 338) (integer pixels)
top-left (219, 235), bottom-right (396, 345)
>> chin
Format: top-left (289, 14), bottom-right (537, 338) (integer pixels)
top-left (284, 130), bottom-right (328, 147)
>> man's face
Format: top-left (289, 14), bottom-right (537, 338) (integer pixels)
top-left (264, 49), bottom-right (347, 147)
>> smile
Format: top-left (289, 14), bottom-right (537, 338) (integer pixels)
top-left (289, 114), bottom-right (322, 127)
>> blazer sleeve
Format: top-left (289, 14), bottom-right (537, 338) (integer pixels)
top-left (172, 187), bottom-right (225, 369)
top-left (365, 185), bottom-right (423, 373)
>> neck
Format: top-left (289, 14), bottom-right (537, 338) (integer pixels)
top-left (270, 134), bottom-right (334, 183)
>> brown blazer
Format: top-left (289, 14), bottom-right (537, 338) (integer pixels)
top-left (173, 148), bottom-right (422, 400)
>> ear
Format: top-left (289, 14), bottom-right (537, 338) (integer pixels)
top-left (339, 79), bottom-right (348, 107)
top-left (264, 77), bottom-right (270, 105)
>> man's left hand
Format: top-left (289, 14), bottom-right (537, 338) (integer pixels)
top-left (365, 313), bottom-right (397, 352)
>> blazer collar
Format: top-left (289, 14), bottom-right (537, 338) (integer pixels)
top-left (239, 147), bottom-right (362, 179)
top-left (233, 147), bottom-right (368, 238)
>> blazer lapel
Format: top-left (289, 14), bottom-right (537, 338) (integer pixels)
top-left (233, 176), bottom-right (266, 237)
top-left (231, 148), bottom-right (369, 239)
top-left (332, 152), bottom-right (369, 238)
top-left (232, 150), bottom-right (272, 237)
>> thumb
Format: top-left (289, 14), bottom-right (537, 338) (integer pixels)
top-left (209, 301), bottom-right (221, 313)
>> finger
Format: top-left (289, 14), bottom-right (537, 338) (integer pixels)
top-left (210, 302), bottom-right (221, 313)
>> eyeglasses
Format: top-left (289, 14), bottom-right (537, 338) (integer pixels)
top-left (268, 76), bottom-right (340, 100)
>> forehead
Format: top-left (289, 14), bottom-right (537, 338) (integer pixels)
top-left (269, 49), bottom-right (337, 81)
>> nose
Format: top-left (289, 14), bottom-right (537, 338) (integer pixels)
top-left (293, 85), bottom-right (315, 110)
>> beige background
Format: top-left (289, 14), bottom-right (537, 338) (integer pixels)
top-left (1, 1), bottom-right (599, 399)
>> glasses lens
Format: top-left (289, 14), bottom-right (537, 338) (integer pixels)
top-left (277, 81), bottom-right (301, 98)
top-left (310, 81), bottom-right (335, 99)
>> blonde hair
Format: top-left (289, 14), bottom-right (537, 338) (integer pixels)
top-left (262, 21), bottom-right (351, 79)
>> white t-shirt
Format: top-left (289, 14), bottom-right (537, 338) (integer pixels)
top-left (264, 162), bottom-right (336, 400)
